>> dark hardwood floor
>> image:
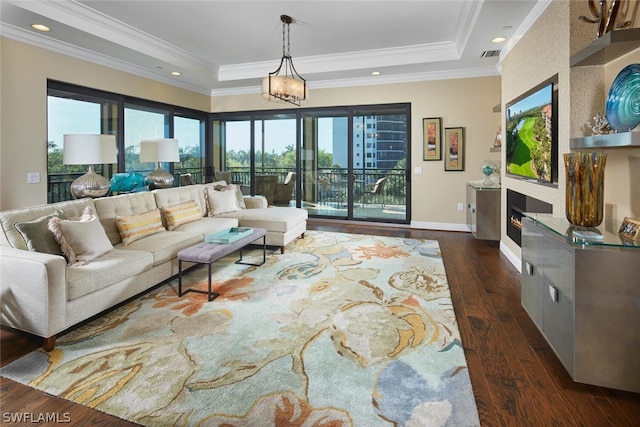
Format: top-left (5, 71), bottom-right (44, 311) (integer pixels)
top-left (2, 220), bottom-right (639, 426)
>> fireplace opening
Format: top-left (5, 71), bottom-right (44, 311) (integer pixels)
top-left (506, 189), bottom-right (553, 246)
top-left (510, 207), bottom-right (523, 231)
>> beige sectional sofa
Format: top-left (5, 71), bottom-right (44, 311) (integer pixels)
top-left (0, 184), bottom-right (307, 350)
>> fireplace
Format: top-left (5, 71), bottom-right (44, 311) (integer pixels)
top-left (506, 189), bottom-right (553, 246)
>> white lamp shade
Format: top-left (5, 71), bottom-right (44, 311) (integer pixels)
top-left (139, 138), bottom-right (180, 163)
top-left (63, 134), bottom-right (117, 165)
top-left (261, 75), bottom-right (306, 101)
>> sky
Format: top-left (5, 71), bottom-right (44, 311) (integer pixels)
top-left (48, 97), bottom-right (334, 156)
top-left (506, 83), bottom-right (552, 118)
top-left (225, 118), bottom-right (334, 154)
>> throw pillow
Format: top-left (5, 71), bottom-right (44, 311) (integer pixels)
top-left (213, 183), bottom-right (246, 209)
top-left (14, 211), bottom-right (67, 255)
top-left (205, 187), bottom-right (240, 216)
top-left (161, 200), bottom-right (202, 231)
top-left (115, 209), bottom-right (165, 246)
top-left (48, 208), bottom-right (113, 265)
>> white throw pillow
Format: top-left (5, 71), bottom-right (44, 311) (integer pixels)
top-left (213, 183), bottom-right (246, 209)
top-left (48, 206), bottom-right (113, 265)
top-left (206, 187), bottom-right (240, 216)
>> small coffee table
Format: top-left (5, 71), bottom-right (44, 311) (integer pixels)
top-left (177, 227), bottom-right (267, 301)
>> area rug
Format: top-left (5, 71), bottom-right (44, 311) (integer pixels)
top-left (1, 231), bottom-right (479, 426)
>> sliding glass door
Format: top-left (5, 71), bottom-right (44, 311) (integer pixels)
top-left (298, 106), bottom-right (409, 222)
top-left (352, 107), bottom-right (409, 221)
top-left (253, 114), bottom-right (296, 206)
top-left (214, 103), bottom-right (410, 224)
top-left (299, 111), bottom-right (349, 218)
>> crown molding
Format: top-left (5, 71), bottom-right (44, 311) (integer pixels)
top-left (10, 0), bottom-right (218, 73)
top-left (453, 0), bottom-right (483, 54)
top-left (212, 66), bottom-right (500, 97)
top-left (1, 25), bottom-right (213, 96)
top-left (218, 42), bottom-right (459, 81)
top-left (4, 21), bottom-right (501, 100)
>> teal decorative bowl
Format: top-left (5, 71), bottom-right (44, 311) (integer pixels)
top-left (606, 63), bottom-right (640, 132)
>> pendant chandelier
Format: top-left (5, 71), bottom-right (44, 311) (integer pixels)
top-left (261, 14), bottom-right (308, 106)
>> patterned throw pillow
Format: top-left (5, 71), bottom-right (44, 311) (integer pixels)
top-left (205, 187), bottom-right (240, 216)
top-left (115, 209), bottom-right (165, 246)
top-left (161, 200), bottom-right (202, 231)
top-left (48, 206), bottom-right (113, 265)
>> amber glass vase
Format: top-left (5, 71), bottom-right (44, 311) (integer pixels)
top-left (563, 152), bottom-right (607, 227)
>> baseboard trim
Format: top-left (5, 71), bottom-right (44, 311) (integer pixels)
top-left (500, 241), bottom-right (521, 273)
top-left (308, 218), bottom-right (410, 228)
top-left (410, 220), bottom-right (471, 233)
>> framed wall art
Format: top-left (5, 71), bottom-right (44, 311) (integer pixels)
top-left (422, 117), bottom-right (442, 160)
top-left (444, 127), bottom-right (465, 171)
top-left (618, 216), bottom-right (640, 241)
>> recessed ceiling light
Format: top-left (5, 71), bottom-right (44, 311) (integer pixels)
top-left (31, 24), bottom-right (50, 32)
top-left (491, 36), bottom-right (507, 44)
top-left (170, 71), bottom-right (182, 76)
top-left (371, 71), bottom-right (381, 76)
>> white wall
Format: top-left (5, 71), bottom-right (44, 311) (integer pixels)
top-left (0, 38), bottom-right (210, 210)
top-left (212, 78), bottom-right (502, 229)
top-left (1, 36), bottom-right (503, 230)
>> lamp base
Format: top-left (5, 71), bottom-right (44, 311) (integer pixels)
top-left (145, 164), bottom-right (174, 189)
top-left (70, 165), bottom-right (111, 199)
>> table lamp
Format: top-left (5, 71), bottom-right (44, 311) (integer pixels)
top-left (63, 134), bottom-right (117, 198)
top-left (140, 138), bottom-right (180, 189)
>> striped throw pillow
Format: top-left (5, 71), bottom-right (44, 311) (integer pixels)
top-left (116, 209), bottom-right (165, 246)
top-left (161, 200), bottom-right (202, 231)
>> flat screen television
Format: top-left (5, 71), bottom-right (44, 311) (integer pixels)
top-left (505, 75), bottom-right (558, 186)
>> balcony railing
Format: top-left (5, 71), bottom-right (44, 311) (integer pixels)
top-left (47, 167), bottom-right (407, 206)
top-left (225, 167), bottom-right (406, 206)
top-left (48, 168), bottom-right (205, 203)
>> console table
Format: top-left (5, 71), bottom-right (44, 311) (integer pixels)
top-left (466, 180), bottom-right (500, 240)
top-left (521, 214), bottom-right (640, 392)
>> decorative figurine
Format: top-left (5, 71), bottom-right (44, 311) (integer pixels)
top-left (585, 113), bottom-right (611, 135)
top-left (578, 0), bottom-right (630, 39)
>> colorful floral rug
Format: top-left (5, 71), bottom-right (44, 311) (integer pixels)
top-left (1, 231), bottom-right (479, 426)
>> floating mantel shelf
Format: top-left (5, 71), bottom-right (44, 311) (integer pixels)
top-left (570, 131), bottom-right (640, 149)
top-left (570, 28), bottom-right (640, 67)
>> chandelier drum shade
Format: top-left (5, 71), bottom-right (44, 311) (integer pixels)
top-left (261, 14), bottom-right (308, 106)
top-left (140, 138), bottom-right (180, 189)
top-left (63, 134), bottom-right (117, 199)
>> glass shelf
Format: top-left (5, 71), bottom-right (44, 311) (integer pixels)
top-left (524, 213), bottom-right (639, 248)
top-left (468, 179), bottom-right (500, 190)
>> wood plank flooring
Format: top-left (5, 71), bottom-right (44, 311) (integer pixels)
top-left (2, 220), bottom-right (639, 426)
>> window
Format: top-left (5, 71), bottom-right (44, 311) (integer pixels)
top-left (47, 85), bottom-right (118, 203)
top-left (124, 105), bottom-right (168, 174)
top-left (174, 115), bottom-right (205, 183)
top-left (47, 80), bottom-right (207, 202)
